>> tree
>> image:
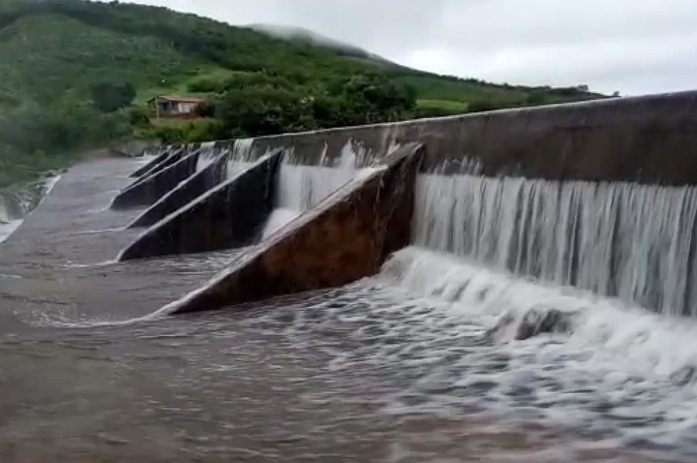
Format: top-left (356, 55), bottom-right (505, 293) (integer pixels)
top-left (467, 99), bottom-right (507, 113)
top-left (89, 80), bottom-right (136, 113)
top-left (326, 72), bottom-right (417, 126)
top-left (216, 85), bottom-right (315, 137)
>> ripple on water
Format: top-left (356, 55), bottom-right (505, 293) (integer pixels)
top-left (4, 246), bottom-right (697, 461)
top-left (179, 247), bottom-right (697, 461)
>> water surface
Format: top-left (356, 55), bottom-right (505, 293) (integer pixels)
top-left (2, 157), bottom-right (696, 462)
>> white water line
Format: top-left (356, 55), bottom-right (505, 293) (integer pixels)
top-left (412, 173), bottom-right (697, 316)
top-left (0, 175), bottom-right (61, 244)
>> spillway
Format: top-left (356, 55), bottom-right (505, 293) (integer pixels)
top-left (226, 138), bottom-right (255, 178)
top-left (413, 173), bottom-right (697, 316)
top-left (194, 142), bottom-right (221, 171)
top-left (5, 92), bottom-right (697, 461)
top-left (0, 177), bottom-right (60, 244)
top-left (261, 143), bottom-right (363, 239)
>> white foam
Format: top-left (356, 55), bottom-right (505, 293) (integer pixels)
top-left (413, 173), bottom-right (697, 316)
top-left (0, 219), bottom-right (22, 244)
top-left (195, 144), bottom-right (220, 171)
top-left (0, 273), bottom-right (21, 279)
top-left (273, 140), bottom-right (382, 213)
top-left (226, 161), bottom-right (256, 180)
top-left (261, 208), bottom-right (302, 239)
top-left (367, 247), bottom-right (697, 444)
top-left (23, 309), bottom-right (166, 329)
top-left (62, 259), bottom-right (119, 269)
top-left (380, 246), bottom-right (697, 385)
top-left (260, 143), bottom-right (381, 241)
top-left (0, 175), bottom-right (60, 244)
top-left (226, 138), bottom-right (255, 179)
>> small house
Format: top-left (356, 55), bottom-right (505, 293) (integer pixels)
top-left (148, 95), bottom-right (205, 119)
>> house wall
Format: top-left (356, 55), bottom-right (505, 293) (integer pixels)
top-left (177, 102), bottom-right (199, 114)
top-left (150, 99), bottom-right (202, 118)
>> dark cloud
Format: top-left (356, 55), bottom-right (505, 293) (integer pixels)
top-left (130, 0), bottom-right (697, 95)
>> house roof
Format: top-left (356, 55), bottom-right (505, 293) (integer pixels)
top-left (147, 95), bottom-right (205, 104)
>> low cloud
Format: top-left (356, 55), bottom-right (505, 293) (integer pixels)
top-left (130, 0), bottom-right (697, 95)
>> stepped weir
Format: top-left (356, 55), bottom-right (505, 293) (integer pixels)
top-left (4, 91), bottom-right (697, 461)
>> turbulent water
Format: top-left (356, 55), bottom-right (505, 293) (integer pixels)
top-left (195, 141), bottom-right (223, 171)
top-left (0, 177), bottom-right (59, 244)
top-left (261, 143), bottom-right (363, 238)
top-left (380, 247), bottom-right (697, 417)
top-left (258, 169), bottom-right (697, 461)
top-left (226, 138), bottom-right (255, 179)
top-left (414, 173), bottom-right (697, 316)
top-left (5, 157), bottom-right (697, 462)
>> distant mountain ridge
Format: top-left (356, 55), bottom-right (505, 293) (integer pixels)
top-left (0, 0), bottom-right (609, 191)
top-left (0, 0), bottom-right (606, 112)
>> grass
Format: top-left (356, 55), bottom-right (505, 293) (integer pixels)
top-left (417, 99), bottom-right (469, 113)
top-left (134, 67), bottom-right (236, 105)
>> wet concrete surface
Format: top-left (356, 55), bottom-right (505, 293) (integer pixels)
top-left (0, 158), bottom-right (235, 329)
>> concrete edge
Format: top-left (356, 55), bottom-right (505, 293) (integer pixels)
top-left (159, 142), bottom-right (424, 315)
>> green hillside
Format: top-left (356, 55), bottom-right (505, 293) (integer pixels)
top-left (0, 0), bottom-right (607, 188)
top-left (0, 14), bottom-right (208, 103)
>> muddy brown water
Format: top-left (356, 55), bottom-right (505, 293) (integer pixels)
top-left (0, 158), bottom-right (683, 462)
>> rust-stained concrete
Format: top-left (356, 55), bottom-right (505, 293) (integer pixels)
top-left (166, 142), bottom-right (424, 314)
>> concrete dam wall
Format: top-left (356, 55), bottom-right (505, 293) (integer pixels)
top-left (234, 90), bottom-right (697, 184)
top-left (6, 91), bottom-right (697, 462)
top-left (111, 90), bottom-right (697, 316)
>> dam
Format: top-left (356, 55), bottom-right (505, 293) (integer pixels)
top-left (2, 91), bottom-right (697, 461)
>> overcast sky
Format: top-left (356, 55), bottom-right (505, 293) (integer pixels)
top-left (131, 0), bottom-right (697, 96)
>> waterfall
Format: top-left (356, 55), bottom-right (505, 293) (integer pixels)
top-left (0, 193), bottom-right (24, 243)
top-left (0, 177), bottom-right (60, 244)
top-left (195, 142), bottom-right (221, 171)
top-left (413, 173), bottom-right (697, 316)
top-left (226, 138), bottom-right (255, 179)
top-left (275, 147), bottom-right (357, 212)
top-left (261, 142), bottom-right (363, 239)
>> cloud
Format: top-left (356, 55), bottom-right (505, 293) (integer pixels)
top-left (126, 0), bottom-right (697, 95)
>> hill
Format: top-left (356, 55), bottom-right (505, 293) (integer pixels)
top-left (0, 13), bottom-right (206, 104)
top-left (0, 0), bottom-right (607, 188)
top-left (0, 0), bottom-right (606, 109)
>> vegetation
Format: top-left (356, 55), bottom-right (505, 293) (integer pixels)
top-left (0, 0), bottom-right (608, 187)
top-left (90, 81), bottom-right (137, 113)
top-left (0, 100), bottom-right (131, 189)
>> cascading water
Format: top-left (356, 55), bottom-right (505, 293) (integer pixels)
top-left (226, 138), bottom-right (255, 179)
top-left (0, 177), bottom-right (60, 244)
top-left (413, 173), bottom-right (697, 316)
top-left (372, 246), bottom-right (697, 452)
top-left (276, 145), bottom-right (357, 211)
top-left (0, 193), bottom-right (25, 243)
top-left (194, 141), bottom-right (221, 171)
top-left (261, 142), bottom-right (362, 239)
